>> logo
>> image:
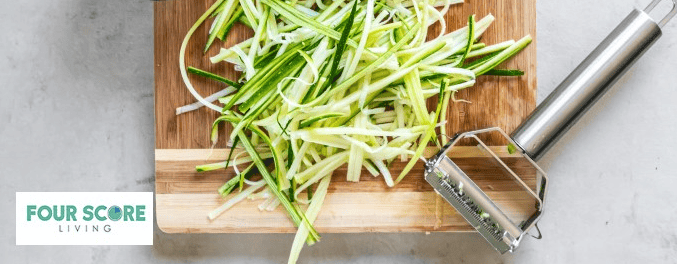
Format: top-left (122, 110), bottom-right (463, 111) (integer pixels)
top-left (16, 192), bottom-right (153, 245)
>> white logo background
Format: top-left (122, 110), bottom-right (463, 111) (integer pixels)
top-left (16, 192), bottom-right (153, 245)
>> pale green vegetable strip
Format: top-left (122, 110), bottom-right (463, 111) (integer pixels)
top-left (179, 0), bottom-right (226, 112)
top-left (295, 151), bottom-right (349, 183)
top-left (371, 158), bottom-right (393, 187)
top-left (286, 141), bottom-right (311, 180)
top-left (347, 144), bottom-right (363, 182)
top-left (288, 174), bottom-right (332, 264)
top-left (247, 6), bottom-right (270, 65)
top-left (196, 151), bottom-right (273, 172)
top-left (473, 35), bottom-right (532, 75)
top-left (467, 40), bottom-right (514, 58)
top-left (208, 181), bottom-right (265, 220)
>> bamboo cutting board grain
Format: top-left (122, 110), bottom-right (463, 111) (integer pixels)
top-left (155, 0), bottom-right (537, 233)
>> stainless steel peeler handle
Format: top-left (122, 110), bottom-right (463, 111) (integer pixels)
top-left (511, 0), bottom-right (676, 161)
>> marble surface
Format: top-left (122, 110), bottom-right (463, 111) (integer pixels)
top-left (2, 0), bottom-right (677, 263)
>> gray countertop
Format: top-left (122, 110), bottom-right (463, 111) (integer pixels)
top-left (2, 0), bottom-right (677, 263)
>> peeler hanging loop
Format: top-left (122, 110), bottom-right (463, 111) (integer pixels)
top-left (645, 0), bottom-right (677, 27)
top-left (528, 224), bottom-right (543, 240)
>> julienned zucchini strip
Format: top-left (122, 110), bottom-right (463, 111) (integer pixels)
top-left (187, 66), bottom-right (241, 88)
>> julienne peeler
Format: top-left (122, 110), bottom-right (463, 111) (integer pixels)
top-left (425, 0), bottom-right (677, 253)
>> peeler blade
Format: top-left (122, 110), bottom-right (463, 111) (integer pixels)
top-left (425, 167), bottom-right (514, 253)
top-left (425, 127), bottom-right (548, 253)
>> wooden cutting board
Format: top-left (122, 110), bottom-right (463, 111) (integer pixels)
top-left (154, 0), bottom-right (537, 233)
